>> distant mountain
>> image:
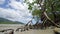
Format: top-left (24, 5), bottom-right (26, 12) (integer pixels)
top-left (0, 18), bottom-right (24, 24)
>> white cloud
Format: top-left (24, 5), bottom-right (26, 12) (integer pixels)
top-left (0, 7), bottom-right (32, 23)
top-left (0, 0), bottom-right (5, 4)
top-left (0, 8), bottom-right (21, 19)
top-left (9, 0), bottom-right (28, 11)
top-left (0, 0), bottom-right (33, 23)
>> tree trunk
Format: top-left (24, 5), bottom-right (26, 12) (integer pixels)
top-left (43, 12), bottom-right (60, 28)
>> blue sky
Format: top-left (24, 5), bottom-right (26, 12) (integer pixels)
top-left (0, 0), bottom-right (37, 24)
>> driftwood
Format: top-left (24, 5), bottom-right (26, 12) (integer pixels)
top-left (16, 19), bottom-right (33, 32)
top-left (16, 26), bottom-right (29, 32)
top-left (0, 29), bottom-right (14, 34)
top-left (0, 29), bottom-right (14, 32)
top-left (16, 28), bottom-right (22, 31)
top-left (54, 30), bottom-right (60, 34)
top-left (53, 28), bottom-right (60, 34)
top-left (4, 30), bottom-right (14, 34)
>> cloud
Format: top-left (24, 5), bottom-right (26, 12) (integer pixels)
top-left (0, 0), bottom-right (32, 23)
top-left (0, 0), bottom-right (5, 5)
top-left (9, 0), bottom-right (28, 11)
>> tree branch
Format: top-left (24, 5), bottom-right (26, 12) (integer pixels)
top-left (44, 12), bottom-right (60, 28)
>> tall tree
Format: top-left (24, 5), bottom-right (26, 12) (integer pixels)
top-left (24, 0), bottom-right (60, 28)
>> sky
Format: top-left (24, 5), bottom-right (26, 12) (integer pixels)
top-left (0, 0), bottom-right (36, 24)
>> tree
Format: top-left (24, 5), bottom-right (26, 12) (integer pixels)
top-left (24, 0), bottom-right (60, 28)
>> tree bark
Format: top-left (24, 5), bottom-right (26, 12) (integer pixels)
top-left (43, 12), bottom-right (60, 28)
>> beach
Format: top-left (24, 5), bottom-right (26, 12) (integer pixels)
top-left (0, 24), bottom-right (57, 34)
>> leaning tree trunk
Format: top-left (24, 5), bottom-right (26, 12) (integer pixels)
top-left (43, 12), bottom-right (60, 28)
top-left (40, 0), bottom-right (60, 28)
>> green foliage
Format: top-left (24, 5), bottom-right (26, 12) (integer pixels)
top-left (25, 0), bottom-right (60, 22)
top-left (0, 18), bottom-right (24, 24)
top-left (32, 9), bottom-right (41, 17)
top-left (28, 4), bottom-right (33, 10)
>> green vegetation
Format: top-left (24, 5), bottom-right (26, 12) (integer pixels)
top-left (24, 0), bottom-right (60, 28)
top-left (0, 18), bottom-right (24, 24)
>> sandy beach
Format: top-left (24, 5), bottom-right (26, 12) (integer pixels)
top-left (0, 24), bottom-right (58, 34)
top-left (15, 29), bottom-right (54, 34)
